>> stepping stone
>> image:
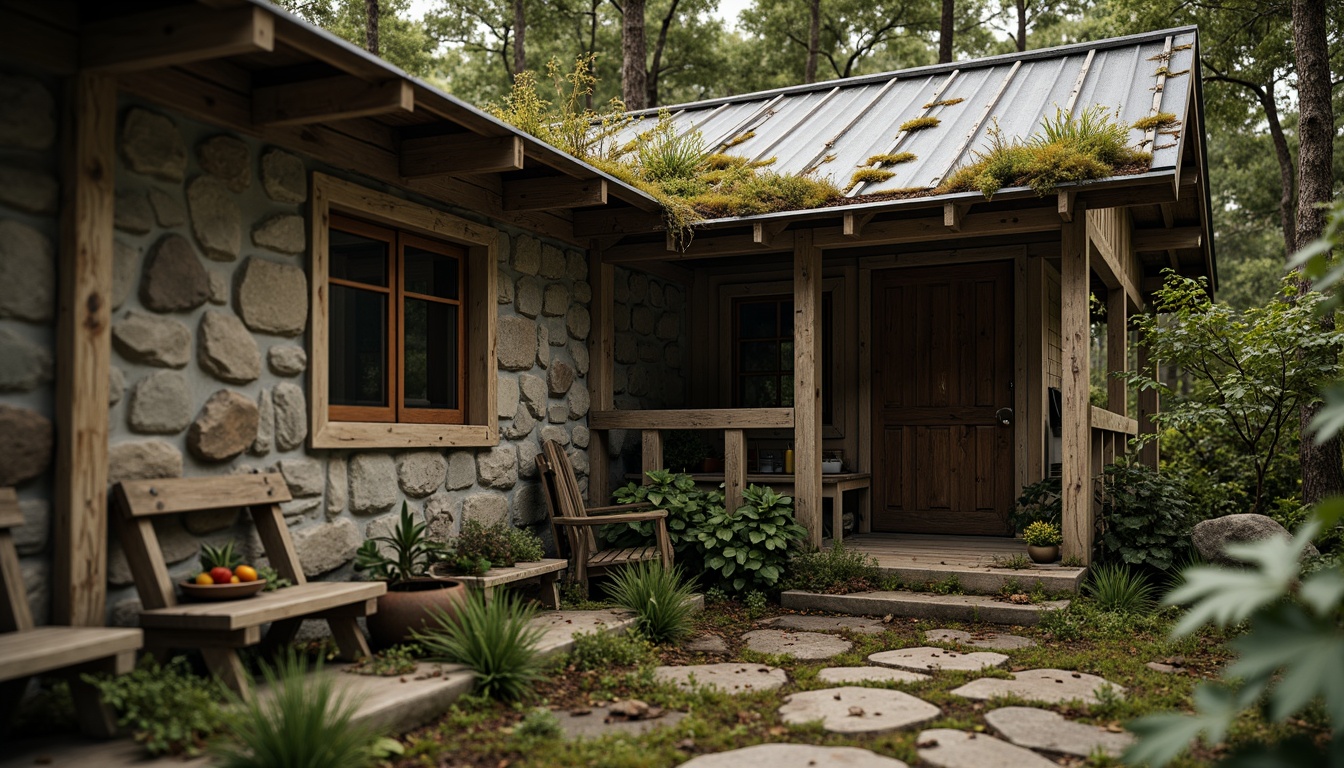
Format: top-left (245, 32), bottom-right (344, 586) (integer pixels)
top-left (925, 628), bottom-right (1036, 650)
top-left (950, 668), bottom-right (1125, 706)
top-left (778, 687), bottom-right (940, 734)
top-left (985, 707), bottom-right (1134, 758)
top-left (685, 634), bottom-right (729, 654)
top-left (681, 743), bottom-right (909, 768)
top-left (552, 708), bottom-right (687, 741)
top-left (654, 663), bottom-right (788, 694)
top-left (818, 666), bottom-right (930, 685)
top-left (868, 647), bottom-right (1008, 673)
top-left (762, 615), bottom-right (886, 635)
top-left (916, 728), bottom-right (1057, 768)
top-left (742, 629), bottom-right (852, 660)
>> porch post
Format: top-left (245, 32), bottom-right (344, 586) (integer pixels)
top-left (54, 73), bottom-right (116, 625)
top-left (586, 255), bottom-right (614, 503)
top-left (793, 231), bottom-right (823, 548)
top-left (1137, 340), bottom-right (1160, 469)
top-left (1106, 290), bottom-right (1127, 416)
top-left (1060, 210), bottom-right (1093, 564)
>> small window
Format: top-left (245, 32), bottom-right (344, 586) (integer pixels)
top-left (731, 293), bottom-right (833, 423)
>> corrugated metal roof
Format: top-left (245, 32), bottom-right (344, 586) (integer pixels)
top-left (615, 27), bottom-right (1198, 198)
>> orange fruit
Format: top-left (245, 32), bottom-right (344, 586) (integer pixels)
top-left (230, 575), bottom-right (240, 584)
top-left (195, 572), bottom-right (213, 585)
top-left (235, 565), bottom-right (258, 582)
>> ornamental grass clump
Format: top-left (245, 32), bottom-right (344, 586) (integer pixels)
top-left (413, 592), bottom-right (545, 700)
top-left (604, 560), bottom-right (698, 643)
top-left (1083, 563), bottom-right (1155, 613)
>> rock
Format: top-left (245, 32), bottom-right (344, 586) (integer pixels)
top-left (0, 406), bottom-right (51, 486)
top-left (349, 454), bottom-right (398, 514)
top-left (817, 667), bottom-right (931, 685)
top-left (423, 492), bottom-right (456, 540)
top-left (572, 426), bottom-right (590, 448)
top-left (566, 250), bottom-right (587, 281)
top-left (476, 445), bottom-right (518, 489)
top-left (916, 729), bottom-right (1056, 768)
top-left (654, 663), bottom-right (788, 694)
top-left (540, 244), bottom-right (565, 279)
top-left (112, 240), bottom-right (139, 310)
top-left (498, 376), bottom-right (520, 419)
top-left (542, 284), bottom-right (569, 317)
top-left (252, 214), bottom-right (306, 255)
top-left (107, 439), bottom-right (182, 483)
top-left (121, 108), bottom-right (186, 180)
top-left (268, 345), bottom-right (307, 376)
top-left (684, 634), bottom-right (729, 654)
top-left (656, 313), bottom-right (680, 340)
top-left (198, 311), bottom-right (261, 384)
top-left (398, 451), bottom-right (447, 497)
top-left (107, 518), bottom-right (198, 586)
top-left (681, 744), bottom-right (907, 768)
top-left (109, 598), bottom-right (143, 628)
top-left (548, 361), bottom-right (575, 396)
top-left (950, 668), bottom-right (1125, 706)
top-left (503, 403), bottom-right (536, 440)
top-left (251, 388), bottom-right (273, 456)
top-left (512, 481), bottom-right (546, 524)
top-left (462, 493), bottom-right (508, 526)
top-left (112, 310), bottom-right (191, 368)
top-left (0, 76), bottom-right (54, 150)
top-left (0, 220), bottom-right (55, 323)
top-left (109, 366), bottom-right (125, 406)
top-left (187, 390), bottom-right (260, 461)
top-left (985, 707), bottom-right (1134, 758)
top-left (778, 687), bottom-right (940, 734)
top-left (14, 498), bottom-right (48, 555)
top-left (237, 258), bottom-right (308, 336)
top-left (197, 135), bottom-right (250, 192)
top-left (497, 316), bottom-right (537, 371)
top-left (638, 341), bottom-right (660, 363)
top-left (1192, 513), bottom-right (1318, 565)
top-left (515, 276), bottom-right (542, 318)
top-left (570, 341), bottom-right (589, 375)
top-left (0, 328), bottom-right (52, 392)
top-left (567, 305), bottom-right (591, 340)
top-left (627, 272), bottom-right (648, 302)
top-left (446, 451), bottom-right (475, 491)
top-left (742, 629), bottom-right (853, 660)
top-left (547, 404), bottom-right (568, 424)
top-left (282, 498), bottom-right (321, 522)
top-left (184, 508), bottom-right (238, 536)
top-left (631, 306), bottom-right (655, 335)
top-left (272, 382), bottom-right (307, 451)
top-left (0, 166), bottom-right (56, 214)
top-left (520, 373), bottom-right (547, 418)
top-left (536, 323), bottom-right (550, 368)
top-left (115, 189), bottom-right (154, 234)
top-left (868, 647), bottom-right (1008, 673)
top-left (261, 149), bottom-right (307, 203)
top-left (128, 370), bottom-right (192, 434)
top-left (1146, 661), bottom-right (1177, 673)
top-left (187, 176), bottom-right (240, 261)
top-left (516, 441), bottom-right (541, 480)
top-left (649, 283), bottom-right (665, 308)
top-left (925, 629), bottom-right (1037, 650)
top-left (293, 518), bottom-right (361, 577)
top-left (552, 709), bottom-right (686, 742)
top-left (762, 615), bottom-right (886, 635)
top-left (665, 285), bottom-right (683, 310)
top-left (278, 458), bottom-right (324, 498)
top-left (140, 234), bottom-right (211, 312)
top-left (325, 457), bottom-right (347, 517)
top-left (565, 383), bottom-right (591, 419)
top-left (513, 235), bottom-right (540, 275)
top-left (149, 189), bottom-right (186, 227)
top-left (498, 269), bottom-right (514, 304)
top-left (540, 424), bottom-right (569, 446)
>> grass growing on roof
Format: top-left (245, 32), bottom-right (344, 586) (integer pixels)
top-left (922, 97), bottom-right (965, 109)
top-left (1133, 112), bottom-right (1180, 131)
top-left (864, 152), bottom-right (916, 167)
top-left (849, 168), bottom-right (895, 187)
top-left (899, 116), bottom-right (941, 132)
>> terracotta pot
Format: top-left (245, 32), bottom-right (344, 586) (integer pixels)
top-left (1027, 544), bottom-right (1060, 564)
top-left (366, 577), bottom-right (467, 650)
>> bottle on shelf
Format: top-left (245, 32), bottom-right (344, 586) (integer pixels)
top-left (784, 444), bottom-right (795, 474)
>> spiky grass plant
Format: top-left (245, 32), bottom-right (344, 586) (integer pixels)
top-left (412, 592), bottom-right (544, 701)
top-left (637, 114), bottom-right (708, 182)
top-left (212, 654), bottom-right (383, 768)
top-left (604, 561), bottom-right (698, 644)
top-left (1084, 563), bottom-right (1156, 614)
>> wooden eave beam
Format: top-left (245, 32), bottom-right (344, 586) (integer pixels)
top-left (1057, 190), bottom-right (1076, 221)
top-left (400, 134), bottom-right (524, 178)
top-left (753, 220), bottom-right (790, 247)
top-left (943, 202), bottom-right (970, 231)
top-left (253, 75), bottom-right (413, 126)
top-left (573, 207), bottom-right (665, 237)
top-left (504, 177), bottom-right (606, 210)
top-left (1133, 226), bottom-right (1202, 252)
top-left (843, 211), bottom-right (877, 239)
top-left (81, 5), bottom-right (274, 73)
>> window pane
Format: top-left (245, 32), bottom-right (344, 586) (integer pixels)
top-left (780, 341), bottom-right (793, 371)
top-left (740, 341), bottom-right (778, 373)
top-left (330, 228), bottom-right (388, 286)
top-left (781, 376), bottom-right (794, 407)
top-left (404, 246), bottom-right (459, 300)
top-left (779, 301), bottom-right (794, 336)
top-left (738, 302), bottom-right (777, 339)
top-left (329, 285), bottom-right (387, 407)
top-left (404, 297), bottom-right (458, 410)
top-left (740, 375), bottom-right (779, 408)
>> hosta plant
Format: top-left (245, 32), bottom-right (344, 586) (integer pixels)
top-left (696, 484), bottom-right (807, 593)
top-left (604, 469), bottom-right (720, 559)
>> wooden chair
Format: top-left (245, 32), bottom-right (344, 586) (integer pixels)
top-left (112, 473), bottom-right (385, 693)
top-left (535, 440), bottom-right (673, 594)
top-left (0, 488), bottom-right (143, 737)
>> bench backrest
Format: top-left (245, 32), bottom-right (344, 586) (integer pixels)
top-left (0, 488), bottom-right (32, 633)
top-left (536, 440), bottom-right (596, 559)
top-left (112, 473), bottom-right (304, 611)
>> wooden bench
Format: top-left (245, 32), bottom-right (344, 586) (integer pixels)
top-left (0, 488), bottom-right (143, 737)
top-left (433, 558), bottom-right (568, 608)
top-left (112, 473), bottom-right (385, 692)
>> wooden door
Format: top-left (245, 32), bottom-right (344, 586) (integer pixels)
top-left (871, 262), bottom-right (1015, 535)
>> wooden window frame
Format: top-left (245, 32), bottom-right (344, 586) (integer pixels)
top-left (310, 172), bottom-right (498, 449)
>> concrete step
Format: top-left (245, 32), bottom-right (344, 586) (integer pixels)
top-left (879, 563), bottom-right (1086, 597)
top-left (781, 589), bottom-right (1069, 626)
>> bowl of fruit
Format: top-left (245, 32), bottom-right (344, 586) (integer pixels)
top-left (181, 542), bottom-right (266, 600)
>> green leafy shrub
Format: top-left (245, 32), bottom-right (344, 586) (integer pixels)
top-left (1084, 563), bottom-right (1155, 613)
top-left (514, 708), bottom-right (563, 740)
top-left (353, 501), bottom-right (444, 584)
top-left (1012, 477), bottom-right (1061, 533)
top-left (84, 656), bottom-right (226, 756)
top-left (695, 484), bottom-right (807, 593)
top-left (1098, 460), bottom-right (1195, 571)
top-left (781, 541), bottom-right (883, 594)
top-left (606, 470), bottom-right (718, 557)
top-left (604, 561), bottom-right (697, 643)
top-left (744, 590), bottom-right (769, 619)
top-left (568, 628), bottom-right (654, 671)
top-left (445, 519), bottom-right (546, 575)
top-left (212, 654), bottom-right (387, 768)
top-left (1022, 520), bottom-right (1062, 547)
top-left (413, 592), bottom-right (545, 701)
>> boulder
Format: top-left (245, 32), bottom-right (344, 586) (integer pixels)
top-left (113, 311), bottom-right (192, 368)
top-left (423, 492), bottom-right (456, 541)
top-left (120, 108), bottom-right (185, 181)
top-left (107, 439), bottom-right (182, 484)
top-left (261, 149), bottom-right (307, 203)
top-left (0, 328), bottom-right (52, 392)
top-left (197, 135), bottom-right (250, 192)
top-left (187, 390), bottom-right (260, 461)
top-left (109, 366), bottom-right (125, 406)
top-left (127, 370), bottom-right (193, 434)
top-left (237, 257), bottom-right (308, 336)
top-left (1192, 513), bottom-right (1319, 565)
top-left (548, 361), bottom-right (575, 396)
top-left (0, 406), bottom-right (52, 486)
top-left (272, 382), bottom-right (307, 451)
top-left (0, 220), bottom-right (55, 323)
top-left (198, 311), bottom-right (261, 384)
top-left (568, 386), bottom-right (590, 420)
top-left (519, 373), bottom-right (547, 418)
top-left (140, 234), bottom-right (210, 312)
top-left (566, 250), bottom-right (587, 281)
top-left (187, 176), bottom-right (240, 261)
top-left (497, 376), bottom-right (520, 420)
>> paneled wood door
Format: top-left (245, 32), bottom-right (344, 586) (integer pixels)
top-left (871, 262), bottom-right (1015, 535)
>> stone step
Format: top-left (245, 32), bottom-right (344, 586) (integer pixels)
top-left (878, 563), bottom-right (1085, 597)
top-left (781, 589), bottom-right (1068, 626)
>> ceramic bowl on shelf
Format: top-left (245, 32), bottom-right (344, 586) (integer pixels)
top-left (822, 460), bottom-right (843, 474)
top-left (180, 580), bottom-right (267, 600)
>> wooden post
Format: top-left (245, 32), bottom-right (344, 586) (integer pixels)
top-left (54, 73), bottom-right (116, 626)
top-left (1106, 289), bottom-right (1128, 416)
top-left (641, 430), bottom-right (663, 477)
top-left (1137, 341), bottom-right (1160, 469)
top-left (856, 266), bottom-right (872, 533)
top-left (1060, 210), bottom-right (1092, 564)
top-left (1013, 251), bottom-right (1029, 495)
top-left (587, 255), bottom-right (614, 503)
top-left (1026, 256), bottom-right (1046, 484)
top-left (793, 231), bottom-right (823, 548)
top-left (724, 429), bottom-right (746, 514)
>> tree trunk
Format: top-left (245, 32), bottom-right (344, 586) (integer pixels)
top-left (1015, 0), bottom-right (1026, 52)
top-left (647, 0), bottom-right (681, 108)
top-left (621, 0), bottom-right (649, 110)
top-left (364, 0), bottom-right (380, 55)
top-left (805, 0), bottom-right (820, 83)
top-left (939, 0), bottom-right (954, 63)
top-left (1293, 0), bottom-right (1341, 505)
top-left (1263, 82), bottom-right (1297, 255)
top-left (512, 0), bottom-right (526, 77)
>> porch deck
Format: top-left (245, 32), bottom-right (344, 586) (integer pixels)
top-left (834, 533), bottom-right (1088, 595)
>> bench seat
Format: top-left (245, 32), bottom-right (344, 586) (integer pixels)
top-left (0, 626), bottom-right (142, 682)
top-left (139, 582), bottom-right (385, 631)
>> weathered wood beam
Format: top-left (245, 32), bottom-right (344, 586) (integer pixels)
top-left (793, 231), bottom-right (823, 548)
top-left (1090, 406), bottom-right (1138, 436)
top-left (1107, 290), bottom-right (1127, 415)
top-left (1159, 202), bottom-right (1180, 270)
top-left (724, 430), bottom-right (746, 514)
top-left (753, 220), bottom-right (790, 247)
top-left (1060, 209), bottom-right (1092, 565)
top-left (843, 211), bottom-right (877, 239)
top-left (81, 5), bottom-right (274, 73)
top-left (573, 207), bottom-right (664, 237)
top-left (400, 134), bottom-right (523, 178)
top-left (1132, 226), bottom-right (1202, 251)
top-left (253, 75), bottom-right (412, 126)
top-left (1057, 189), bottom-right (1076, 221)
top-left (590, 408), bottom-right (794, 430)
top-left (641, 430), bottom-right (663, 476)
top-left (943, 202), bottom-right (970, 232)
top-left (587, 256), bottom-right (614, 504)
top-left (504, 177), bottom-right (606, 211)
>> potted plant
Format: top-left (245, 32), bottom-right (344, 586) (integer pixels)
top-left (354, 501), bottom-right (467, 649)
top-left (1022, 520), bottom-right (1063, 564)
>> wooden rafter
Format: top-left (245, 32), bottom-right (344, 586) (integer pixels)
top-left (400, 134), bottom-right (524, 178)
top-left (81, 5), bottom-right (273, 73)
top-left (503, 178), bottom-right (606, 211)
top-left (253, 76), bottom-right (413, 126)
top-left (1133, 227), bottom-right (1201, 251)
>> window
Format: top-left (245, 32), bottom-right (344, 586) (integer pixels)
top-left (731, 293), bottom-right (834, 424)
top-left (310, 173), bottom-right (498, 449)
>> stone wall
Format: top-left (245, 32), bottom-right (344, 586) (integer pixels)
top-left (0, 72), bottom-right (59, 623)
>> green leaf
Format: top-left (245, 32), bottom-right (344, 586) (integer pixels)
top-left (1123, 684), bottom-right (1243, 768)
top-left (748, 530), bottom-right (766, 544)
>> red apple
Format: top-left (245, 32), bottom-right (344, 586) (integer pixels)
top-left (209, 567), bottom-right (234, 585)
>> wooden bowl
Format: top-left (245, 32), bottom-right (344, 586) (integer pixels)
top-left (180, 579), bottom-right (267, 600)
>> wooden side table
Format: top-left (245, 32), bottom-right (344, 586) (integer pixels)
top-left (438, 558), bottom-right (569, 609)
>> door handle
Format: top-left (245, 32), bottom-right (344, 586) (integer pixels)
top-left (996, 407), bottom-right (1014, 426)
